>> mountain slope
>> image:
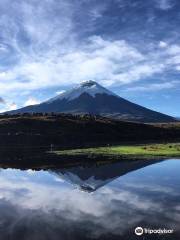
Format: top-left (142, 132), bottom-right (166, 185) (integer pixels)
top-left (50, 159), bottom-right (163, 192)
top-left (7, 80), bottom-right (175, 123)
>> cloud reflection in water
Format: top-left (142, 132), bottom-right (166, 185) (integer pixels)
top-left (0, 159), bottom-right (180, 239)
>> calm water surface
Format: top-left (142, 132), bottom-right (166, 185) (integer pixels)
top-left (0, 159), bottom-right (180, 240)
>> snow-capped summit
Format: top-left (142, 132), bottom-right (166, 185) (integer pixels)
top-left (47, 80), bottom-right (117, 103)
top-left (49, 159), bottom-right (161, 192)
top-left (7, 80), bottom-right (175, 123)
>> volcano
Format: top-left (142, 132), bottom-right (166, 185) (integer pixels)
top-left (8, 80), bottom-right (175, 123)
top-left (50, 159), bottom-right (163, 192)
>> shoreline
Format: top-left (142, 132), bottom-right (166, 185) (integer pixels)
top-left (0, 142), bottom-right (179, 170)
top-left (53, 143), bottom-right (180, 160)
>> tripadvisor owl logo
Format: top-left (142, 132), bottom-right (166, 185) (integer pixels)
top-left (134, 226), bottom-right (174, 236)
top-left (135, 227), bottom-right (143, 236)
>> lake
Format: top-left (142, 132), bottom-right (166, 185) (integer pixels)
top-left (0, 159), bottom-right (180, 240)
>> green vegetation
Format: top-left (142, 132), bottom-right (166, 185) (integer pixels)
top-left (54, 143), bottom-right (180, 159)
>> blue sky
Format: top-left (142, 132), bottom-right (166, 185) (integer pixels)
top-left (0, 0), bottom-right (180, 116)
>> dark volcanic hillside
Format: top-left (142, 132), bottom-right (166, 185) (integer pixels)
top-left (7, 81), bottom-right (175, 123)
top-left (0, 114), bottom-right (179, 150)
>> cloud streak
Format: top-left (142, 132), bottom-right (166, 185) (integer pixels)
top-left (155, 0), bottom-right (175, 10)
top-left (0, 36), bottom-right (179, 92)
top-left (125, 81), bottom-right (180, 92)
top-left (0, 0), bottom-right (179, 113)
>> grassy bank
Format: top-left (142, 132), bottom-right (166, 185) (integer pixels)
top-left (54, 143), bottom-right (180, 159)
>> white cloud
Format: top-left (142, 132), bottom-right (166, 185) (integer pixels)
top-left (0, 167), bottom-right (179, 238)
top-left (0, 72), bottom-right (7, 79)
top-left (56, 90), bottom-right (66, 95)
top-left (112, 64), bottom-right (165, 84)
top-left (0, 35), bottom-right (180, 97)
top-left (0, 102), bottom-right (17, 113)
top-left (0, 0), bottom-right (179, 107)
top-left (155, 0), bottom-right (175, 10)
top-left (8, 102), bottom-right (17, 110)
top-left (24, 97), bottom-right (40, 106)
top-left (125, 81), bottom-right (179, 92)
top-left (0, 35), bottom-right (180, 98)
top-left (167, 44), bottom-right (180, 55)
top-left (176, 66), bottom-right (180, 71)
top-left (159, 41), bottom-right (168, 48)
top-left (0, 36), bottom-right (145, 93)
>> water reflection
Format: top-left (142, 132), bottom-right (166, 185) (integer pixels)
top-left (0, 159), bottom-right (180, 240)
top-left (50, 159), bottom-right (163, 192)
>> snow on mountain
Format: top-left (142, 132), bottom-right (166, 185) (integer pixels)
top-left (49, 159), bottom-right (162, 192)
top-left (47, 80), bottom-right (117, 103)
top-left (52, 171), bottom-right (114, 192)
top-left (6, 80), bottom-right (175, 123)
